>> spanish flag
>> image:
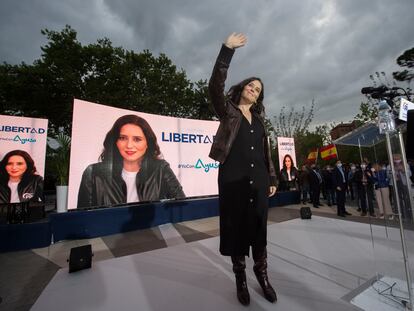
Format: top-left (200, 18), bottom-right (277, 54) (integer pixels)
top-left (307, 148), bottom-right (318, 162)
top-left (320, 144), bottom-right (338, 160)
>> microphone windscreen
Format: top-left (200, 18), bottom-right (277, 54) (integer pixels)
top-left (361, 87), bottom-right (374, 94)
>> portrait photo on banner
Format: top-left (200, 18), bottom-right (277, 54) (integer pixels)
top-left (68, 99), bottom-right (220, 210)
top-left (0, 115), bottom-right (48, 204)
top-left (277, 137), bottom-right (297, 171)
top-left (276, 137), bottom-right (299, 192)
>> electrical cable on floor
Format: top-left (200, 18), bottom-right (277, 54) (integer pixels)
top-left (371, 278), bottom-right (411, 309)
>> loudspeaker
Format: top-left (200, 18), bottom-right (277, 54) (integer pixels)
top-left (407, 110), bottom-right (414, 161)
top-left (300, 206), bottom-right (312, 219)
top-left (68, 244), bottom-right (93, 273)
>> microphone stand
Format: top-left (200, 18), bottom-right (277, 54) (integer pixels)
top-left (379, 97), bottom-right (413, 309)
top-left (385, 130), bottom-right (413, 309)
top-left (360, 85), bottom-right (414, 308)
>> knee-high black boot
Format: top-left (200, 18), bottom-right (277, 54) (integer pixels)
top-left (231, 256), bottom-right (250, 306)
top-left (253, 247), bottom-right (277, 303)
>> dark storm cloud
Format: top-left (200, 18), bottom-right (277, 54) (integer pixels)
top-left (1, 0), bottom-right (413, 125)
top-left (0, 0), bottom-right (135, 64)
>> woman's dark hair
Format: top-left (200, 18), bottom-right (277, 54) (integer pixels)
top-left (100, 114), bottom-right (161, 165)
top-left (282, 154), bottom-right (295, 170)
top-left (227, 77), bottom-right (265, 114)
top-left (0, 149), bottom-right (37, 182)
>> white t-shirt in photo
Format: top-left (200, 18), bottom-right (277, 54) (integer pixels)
top-left (8, 180), bottom-right (20, 203)
top-left (121, 169), bottom-right (139, 203)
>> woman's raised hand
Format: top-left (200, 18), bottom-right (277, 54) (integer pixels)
top-left (224, 33), bottom-right (247, 49)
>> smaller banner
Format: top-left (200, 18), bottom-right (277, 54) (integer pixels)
top-left (320, 144), bottom-right (338, 160)
top-left (307, 148), bottom-right (318, 162)
top-left (277, 137), bottom-right (297, 170)
top-left (0, 114), bottom-right (48, 203)
top-left (399, 98), bottom-right (414, 122)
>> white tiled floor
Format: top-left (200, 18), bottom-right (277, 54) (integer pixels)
top-left (32, 216), bottom-right (414, 311)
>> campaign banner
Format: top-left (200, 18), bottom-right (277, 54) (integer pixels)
top-left (277, 137), bottom-right (297, 170)
top-left (68, 99), bottom-right (220, 209)
top-left (0, 115), bottom-right (48, 203)
top-left (399, 98), bottom-right (414, 122)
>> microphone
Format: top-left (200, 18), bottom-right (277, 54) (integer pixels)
top-left (371, 91), bottom-right (399, 100)
top-left (361, 87), bottom-right (375, 94)
top-left (361, 85), bottom-right (388, 95)
top-left (374, 85), bottom-right (389, 93)
top-left (371, 92), bottom-right (384, 99)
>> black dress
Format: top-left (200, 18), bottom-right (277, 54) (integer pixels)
top-left (218, 114), bottom-right (270, 256)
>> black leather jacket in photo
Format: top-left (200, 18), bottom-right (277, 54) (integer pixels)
top-left (279, 167), bottom-right (298, 191)
top-left (0, 175), bottom-right (44, 203)
top-left (77, 158), bottom-right (185, 208)
top-left (208, 44), bottom-right (277, 186)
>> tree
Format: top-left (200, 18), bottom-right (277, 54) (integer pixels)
top-left (272, 99), bottom-right (315, 138)
top-left (0, 25), bottom-right (213, 134)
top-left (393, 47), bottom-right (414, 82)
top-left (270, 100), bottom-right (320, 169)
top-left (47, 133), bottom-right (71, 186)
top-left (294, 130), bottom-right (324, 167)
top-left (191, 79), bottom-right (214, 120)
top-left (354, 101), bottom-right (378, 124)
top-left (315, 123), bottom-right (337, 145)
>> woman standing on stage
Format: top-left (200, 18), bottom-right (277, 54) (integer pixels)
top-left (209, 33), bottom-right (277, 305)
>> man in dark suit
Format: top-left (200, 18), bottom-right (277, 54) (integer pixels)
top-left (309, 164), bottom-right (323, 208)
top-left (332, 160), bottom-right (351, 217)
top-left (322, 165), bottom-right (336, 206)
top-left (354, 162), bottom-right (376, 217)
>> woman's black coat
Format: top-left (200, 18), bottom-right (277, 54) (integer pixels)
top-left (209, 44), bottom-right (277, 256)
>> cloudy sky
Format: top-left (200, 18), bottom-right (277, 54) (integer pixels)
top-left (1, 0), bottom-right (413, 126)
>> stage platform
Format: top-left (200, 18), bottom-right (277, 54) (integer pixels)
top-left (0, 191), bottom-right (300, 252)
top-left (30, 215), bottom-right (414, 311)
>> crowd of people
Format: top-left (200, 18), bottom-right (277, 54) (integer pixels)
top-left (277, 155), bottom-right (414, 220)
